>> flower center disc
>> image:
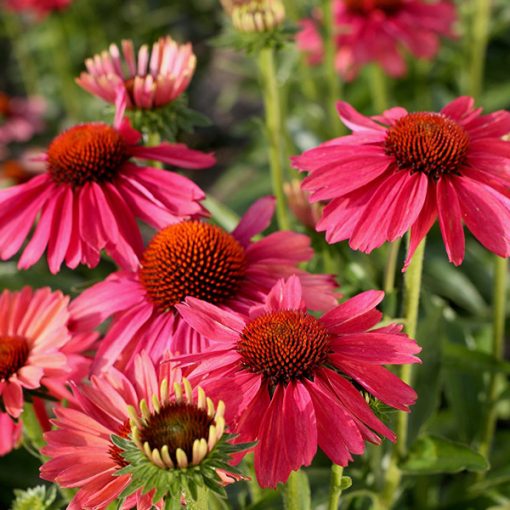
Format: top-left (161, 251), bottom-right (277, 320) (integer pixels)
top-left (385, 112), bottom-right (470, 179)
top-left (0, 335), bottom-right (29, 381)
top-left (140, 221), bottom-right (247, 311)
top-left (345, 0), bottom-right (403, 15)
top-left (238, 310), bottom-right (330, 385)
top-left (139, 402), bottom-right (213, 465)
top-left (47, 123), bottom-right (128, 187)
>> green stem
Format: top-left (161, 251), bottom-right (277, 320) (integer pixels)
top-left (51, 15), bottom-right (81, 119)
top-left (2, 13), bottom-right (39, 95)
top-left (283, 471), bottom-right (302, 509)
top-left (147, 131), bottom-right (163, 168)
top-left (321, 0), bottom-right (344, 136)
top-left (369, 64), bottom-right (389, 113)
top-left (258, 47), bottom-right (290, 230)
top-left (383, 239), bottom-right (402, 318)
top-left (327, 464), bottom-right (344, 510)
top-left (477, 256), bottom-right (507, 465)
top-left (468, 0), bottom-right (491, 100)
top-left (379, 237), bottom-right (426, 509)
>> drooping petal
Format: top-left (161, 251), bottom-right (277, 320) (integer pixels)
top-left (255, 383), bottom-right (317, 488)
top-left (436, 177), bottom-right (465, 265)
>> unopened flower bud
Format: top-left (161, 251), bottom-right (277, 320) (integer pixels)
top-left (226, 0), bottom-right (286, 33)
top-left (284, 180), bottom-right (323, 229)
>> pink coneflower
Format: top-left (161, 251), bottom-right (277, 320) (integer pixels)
top-left (176, 275), bottom-right (420, 487)
top-left (41, 352), bottom-right (239, 510)
top-left (292, 98), bottom-right (510, 268)
top-left (0, 412), bottom-right (22, 457)
top-left (0, 94), bottom-right (214, 273)
top-left (4, 0), bottom-right (70, 16)
top-left (0, 287), bottom-right (83, 418)
top-left (76, 36), bottom-right (196, 110)
top-left (70, 196), bottom-right (339, 370)
top-left (297, 0), bottom-right (456, 80)
top-left (0, 92), bottom-right (45, 157)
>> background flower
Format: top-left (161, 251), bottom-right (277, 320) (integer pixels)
top-left (0, 93), bottom-right (45, 158)
top-left (297, 0), bottom-right (457, 79)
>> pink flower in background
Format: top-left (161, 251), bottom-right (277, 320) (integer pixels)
top-left (0, 147), bottom-right (47, 185)
top-left (297, 0), bottom-right (456, 80)
top-left (0, 94), bottom-right (214, 273)
top-left (0, 92), bottom-right (45, 157)
top-left (293, 98), bottom-right (510, 268)
top-left (176, 276), bottom-right (420, 487)
top-left (76, 36), bottom-right (196, 110)
top-left (0, 287), bottom-right (89, 418)
top-left (0, 412), bottom-right (22, 457)
top-left (69, 197), bottom-right (339, 370)
top-left (4, 0), bottom-right (70, 16)
top-left (41, 352), bottom-right (228, 510)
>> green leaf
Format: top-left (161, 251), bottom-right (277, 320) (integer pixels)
top-left (407, 295), bottom-right (446, 445)
top-left (443, 341), bottom-right (510, 375)
top-left (339, 476), bottom-right (352, 491)
top-left (401, 435), bottom-right (489, 475)
top-left (423, 258), bottom-right (488, 317)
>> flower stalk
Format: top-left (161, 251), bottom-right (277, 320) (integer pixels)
top-left (369, 64), bottom-right (389, 114)
top-left (468, 0), bottom-right (491, 100)
top-left (321, 0), bottom-right (343, 136)
top-left (327, 464), bottom-right (344, 510)
top-left (257, 46), bottom-right (290, 230)
top-left (380, 236), bottom-right (426, 508)
top-left (477, 256), bottom-right (508, 466)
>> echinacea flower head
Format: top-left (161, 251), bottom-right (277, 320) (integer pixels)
top-left (222, 0), bottom-right (285, 33)
top-left (297, 0), bottom-right (456, 80)
top-left (293, 98), bottom-right (510, 269)
top-left (69, 196), bottom-right (339, 370)
top-left (176, 276), bottom-right (421, 487)
top-left (0, 92), bottom-right (45, 157)
top-left (76, 36), bottom-right (196, 111)
top-left (0, 287), bottom-right (87, 418)
top-left (0, 411), bottom-right (22, 456)
top-left (0, 94), bottom-right (214, 273)
top-left (41, 353), bottom-right (245, 509)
